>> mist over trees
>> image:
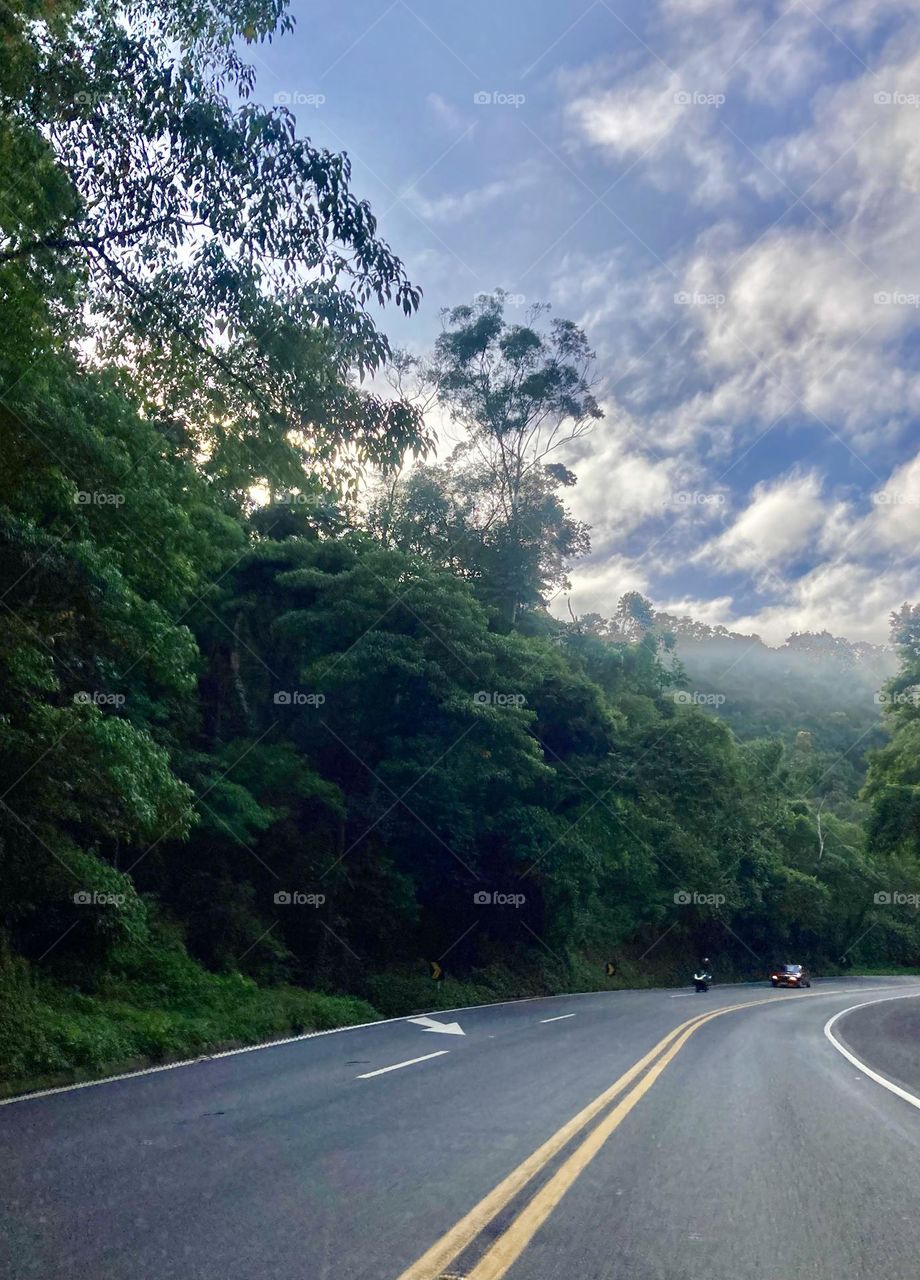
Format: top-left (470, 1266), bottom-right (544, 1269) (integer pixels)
top-left (2, 0), bottom-right (920, 1088)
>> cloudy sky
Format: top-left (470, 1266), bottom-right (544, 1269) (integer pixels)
top-left (253, 0), bottom-right (920, 643)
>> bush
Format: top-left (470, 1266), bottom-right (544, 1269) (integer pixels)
top-left (0, 935), bottom-right (379, 1094)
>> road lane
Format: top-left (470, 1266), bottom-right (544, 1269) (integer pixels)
top-left (2, 986), bottom-right (711, 1280)
top-left (827, 992), bottom-right (920, 1099)
top-left (355, 1050), bottom-right (451, 1079)
top-left (2, 978), bottom-right (919, 1280)
top-left (490, 984), bottom-right (920, 1280)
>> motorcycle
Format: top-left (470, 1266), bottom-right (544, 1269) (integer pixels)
top-left (693, 970), bottom-right (711, 993)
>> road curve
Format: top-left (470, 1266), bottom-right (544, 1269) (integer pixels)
top-left (828, 992), bottom-right (920, 1098)
top-left (3, 977), bottom-right (920, 1280)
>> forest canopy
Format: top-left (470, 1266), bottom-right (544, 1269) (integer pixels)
top-left (2, 0), bottom-right (919, 1089)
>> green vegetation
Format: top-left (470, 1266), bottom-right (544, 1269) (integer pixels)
top-left (2, 0), bottom-right (920, 1093)
top-left (0, 936), bottom-right (378, 1091)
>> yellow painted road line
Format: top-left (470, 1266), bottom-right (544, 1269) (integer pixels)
top-left (462, 988), bottom-right (915, 1280)
top-left (466, 1010), bottom-right (726, 1280)
top-left (395, 1003), bottom-right (725, 1280)
top-left (398, 987), bottom-right (908, 1280)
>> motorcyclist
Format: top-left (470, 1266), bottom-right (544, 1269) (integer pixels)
top-left (694, 957), bottom-right (713, 988)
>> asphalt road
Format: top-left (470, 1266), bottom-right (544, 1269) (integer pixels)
top-left (3, 976), bottom-right (920, 1280)
top-left (831, 991), bottom-right (920, 1095)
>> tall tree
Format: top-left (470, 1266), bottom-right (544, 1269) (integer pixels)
top-left (0, 0), bottom-right (429, 489)
top-left (381, 292), bottom-right (601, 622)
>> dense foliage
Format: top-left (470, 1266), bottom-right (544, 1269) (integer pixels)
top-left (2, 0), bottom-right (918, 1089)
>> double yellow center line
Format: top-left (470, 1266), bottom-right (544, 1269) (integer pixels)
top-left (395, 992), bottom-right (813, 1280)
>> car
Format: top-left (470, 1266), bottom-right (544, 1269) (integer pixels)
top-left (771, 963), bottom-right (811, 988)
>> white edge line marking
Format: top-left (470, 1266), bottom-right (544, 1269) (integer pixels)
top-left (2, 980), bottom-right (914, 1107)
top-left (356, 1051), bottom-right (450, 1079)
top-left (824, 992), bottom-right (920, 1110)
top-left (0, 993), bottom-right (622, 1107)
top-left (540, 1013), bottom-right (576, 1023)
top-left (0, 1015), bottom-right (401, 1107)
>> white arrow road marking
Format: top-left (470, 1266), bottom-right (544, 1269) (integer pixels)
top-left (540, 1013), bottom-right (576, 1023)
top-left (356, 1051), bottom-right (450, 1079)
top-left (407, 1015), bottom-right (466, 1035)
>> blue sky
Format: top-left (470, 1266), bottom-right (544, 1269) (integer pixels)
top-left (249, 0), bottom-right (920, 642)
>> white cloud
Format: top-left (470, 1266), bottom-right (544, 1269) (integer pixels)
top-left (568, 68), bottom-right (686, 157)
top-left (804, 0), bottom-right (919, 38)
top-left (851, 453), bottom-right (920, 555)
top-left (562, 414), bottom-right (685, 541)
top-left (554, 555), bottom-right (651, 620)
top-left (728, 8), bottom-right (830, 104)
top-left (426, 93), bottom-right (469, 134)
top-left (697, 470), bottom-right (828, 573)
top-left (690, 229), bottom-right (904, 448)
top-left (730, 559), bottom-right (913, 644)
top-left (406, 176), bottom-right (520, 222)
top-left (659, 0), bottom-right (735, 16)
top-left (392, 0), bottom-right (920, 644)
top-left (655, 593), bottom-right (737, 628)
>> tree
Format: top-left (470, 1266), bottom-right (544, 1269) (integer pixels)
top-left (367, 460), bottom-right (589, 624)
top-left (380, 292), bottom-right (601, 622)
top-left (433, 292), bottom-right (600, 513)
top-left (0, 0), bottom-right (430, 487)
top-left (612, 592), bottom-right (656, 642)
top-left (0, 347), bottom-right (221, 964)
top-left (4, 0), bottom-right (916, 1085)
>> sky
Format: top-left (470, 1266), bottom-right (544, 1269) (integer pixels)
top-left (247, 0), bottom-right (920, 644)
